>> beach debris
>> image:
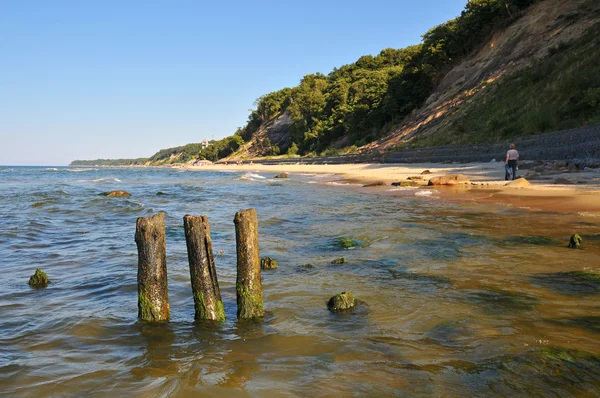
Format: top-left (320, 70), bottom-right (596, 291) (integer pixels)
top-left (184, 214), bottom-right (225, 321)
top-left (568, 234), bottom-right (583, 249)
top-left (28, 268), bottom-right (49, 288)
top-left (505, 178), bottom-right (531, 187)
top-left (331, 257), bottom-right (347, 264)
top-left (428, 174), bottom-right (470, 186)
top-left (554, 178), bottom-right (575, 185)
top-left (100, 190), bottom-right (131, 197)
top-left (274, 172), bottom-right (289, 179)
top-left (421, 170), bottom-right (431, 175)
top-left (392, 181), bottom-right (420, 187)
top-left (234, 208), bottom-right (264, 319)
top-left (328, 292), bottom-right (355, 313)
top-left (363, 181), bottom-right (386, 187)
top-left (261, 256), bottom-right (278, 270)
top-left (135, 212), bottom-right (170, 322)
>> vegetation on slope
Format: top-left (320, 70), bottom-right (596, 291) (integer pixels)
top-left (70, 158), bottom-right (148, 166)
top-left (414, 20), bottom-right (600, 147)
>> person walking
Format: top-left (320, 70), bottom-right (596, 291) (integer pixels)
top-left (505, 143), bottom-right (519, 180)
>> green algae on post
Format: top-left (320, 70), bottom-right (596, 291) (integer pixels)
top-left (135, 212), bottom-right (170, 322)
top-left (28, 268), bottom-right (49, 288)
top-left (234, 208), bottom-right (264, 320)
top-left (184, 214), bottom-right (225, 322)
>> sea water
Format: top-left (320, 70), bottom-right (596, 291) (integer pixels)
top-left (0, 166), bottom-right (599, 397)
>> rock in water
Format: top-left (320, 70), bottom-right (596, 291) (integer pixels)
top-left (505, 178), bottom-right (532, 187)
top-left (274, 172), bottom-right (289, 179)
top-left (100, 190), bottom-right (131, 197)
top-left (261, 257), bottom-right (278, 270)
top-left (363, 181), bottom-right (386, 187)
top-left (28, 268), bottom-right (49, 288)
top-left (331, 257), bottom-right (347, 264)
top-left (328, 292), bottom-right (355, 313)
top-left (391, 181), bottom-right (420, 187)
top-left (428, 174), bottom-right (470, 186)
top-left (568, 234), bottom-right (583, 249)
top-left (554, 178), bottom-right (575, 185)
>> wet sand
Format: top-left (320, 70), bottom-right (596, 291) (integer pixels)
top-left (185, 162), bottom-right (600, 214)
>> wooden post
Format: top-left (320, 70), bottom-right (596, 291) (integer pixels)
top-left (234, 208), bottom-right (264, 319)
top-left (135, 212), bottom-right (170, 322)
top-left (183, 214), bottom-right (225, 321)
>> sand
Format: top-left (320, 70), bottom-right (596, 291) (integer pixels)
top-left (182, 162), bottom-right (600, 214)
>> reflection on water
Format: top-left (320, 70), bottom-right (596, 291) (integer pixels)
top-left (0, 166), bottom-right (599, 396)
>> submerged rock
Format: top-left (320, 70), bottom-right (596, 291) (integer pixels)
top-left (28, 268), bottom-right (49, 288)
top-left (156, 191), bottom-right (167, 195)
top-left (299, 263), bottom-right (314, 269)
top-left (100, 190), bottom-right (131, 197)
top-left (327, 292), bottom-right (355, 313)
top-left (568, 234), bottom-right (582, 249)
top-left (331, 257), bottom-right (347, 264)
top-left (332, 237), bottom-right (358, 249)
top-left (260, 257), bottom-right (278, 270)
top-left (505, 178), bottom-right (531, 187)
top-left (363, 181), bottom-right (386, 187)
top-left (554, 178), bottom-right (575, 185)
top-left (392, 181), bottom-right (420, 187)
top-left (274, 172), bottom-right (289, 179)
top-left (428, 174), bottom-right (470, 186)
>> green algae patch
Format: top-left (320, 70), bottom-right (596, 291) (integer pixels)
top-left (31, 202), bottom-right (45, 208)
top-left (260, 257), bottom-right (278, 270)
top-left (331, 257), bottom-right (347, 265)
top-left (568, 233), bottom-right (583, 249)
top-left (328, 292), bottom-right (355, 313)
top-left (507, 235), bottom-right (556, 246)
top-left (236, 284), bottom-right (264, 319)
top-left (28, 268), bottom-right (49, 288)
top-left (332, 237), bottom-right (359, 249)
top-left (138, 292), bottom-right (158, 322)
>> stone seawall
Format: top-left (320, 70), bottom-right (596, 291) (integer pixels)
top-left (247, 124), bottom-right (600, 166)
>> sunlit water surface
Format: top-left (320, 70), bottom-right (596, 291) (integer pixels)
top-left (0, 166), bottom-right (599, 397)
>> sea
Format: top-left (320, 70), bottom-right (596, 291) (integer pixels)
top-left (0, 166), bottom-right (599, 397)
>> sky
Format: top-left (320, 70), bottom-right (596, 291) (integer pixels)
top-left (0, 0), bottom-right (467, 166)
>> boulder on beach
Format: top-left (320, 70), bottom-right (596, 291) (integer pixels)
top-left (568, 234), bottom-right (582, 249)
top-left (427, 174), bottom-right (470, 186)
top-left (505, 178), bottom-right (531, 187)
top-left (28, 268), bottom-right (49, 288)
top-left (261, 257), bottom-right (278, 270)
top-left (274, 172), bottom-right (289, 179)
top-left (421, 170), bottom-right (431, 175)
top-left (100, 190), bottom-right (131, 197)
top-left (363, 181), bottom-right (386, 187)
top-left (327, 292), bottom-right (355, 313)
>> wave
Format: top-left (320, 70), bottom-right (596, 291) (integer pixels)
top-left (240, 172), bottom-right (266, 181)
top-left (76, 177), bottom-right (122, 183)
top-left (0, 168), bottom-right (13, 172)
top-left (45, 168), bottom-right (59, 171)
top-left (68, 168), bottom-right (98, 172)
top-left (414, 190), bottom-right (435, 196)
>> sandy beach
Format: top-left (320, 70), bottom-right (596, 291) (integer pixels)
top-left (185, 162), bottom-right (600, 213)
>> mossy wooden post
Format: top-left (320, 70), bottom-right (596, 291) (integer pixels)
top-left (183, 214), bottom-right (225, 322)
top-left (234, 208), bottom-right (264, 319)
top-left (135, 212), bottom-right (170, 322)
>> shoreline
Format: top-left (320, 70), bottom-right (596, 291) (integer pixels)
top-left (181, 162), bottom-right (600, 214)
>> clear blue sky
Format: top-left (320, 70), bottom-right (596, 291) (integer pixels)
top-left (0, 0), bottom-right (466, 165)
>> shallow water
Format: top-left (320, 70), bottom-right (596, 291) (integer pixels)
top-left (1, 166), bottom-right (599, 397)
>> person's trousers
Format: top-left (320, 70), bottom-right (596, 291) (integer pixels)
top-left (505, 160), bottom-right (517, 180)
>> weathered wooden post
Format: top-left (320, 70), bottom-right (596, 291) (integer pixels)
top-left (183, 214), bottom-right (225, 321)
top-left (234, 208), bottom-right (264, 319)
top-left (135, 212), bottom-right (170, 322)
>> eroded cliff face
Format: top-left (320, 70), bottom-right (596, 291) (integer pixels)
top-left (230, 111), bottom-right (293, 159)
top-left (362, 0), bottom-right (600, 152)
